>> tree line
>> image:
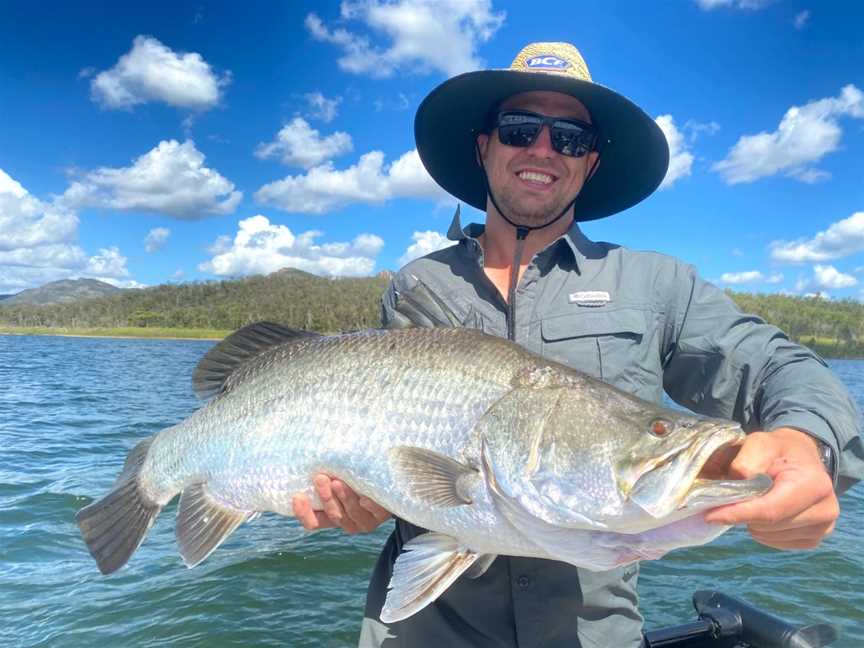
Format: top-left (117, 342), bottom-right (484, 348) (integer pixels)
top-left (0, 271), bottom-right (861, 357)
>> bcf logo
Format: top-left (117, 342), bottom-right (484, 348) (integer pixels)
top-left (526, 55), bottom-right (569, 69)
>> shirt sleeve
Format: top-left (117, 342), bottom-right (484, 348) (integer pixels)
top-left (661, 262), bottom-right (864, 494)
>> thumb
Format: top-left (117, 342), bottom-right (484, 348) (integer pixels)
top-left (726, 432), bottom-right (778, 479)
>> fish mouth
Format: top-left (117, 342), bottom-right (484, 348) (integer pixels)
top-left (626, 423), bottom-right (771, 519)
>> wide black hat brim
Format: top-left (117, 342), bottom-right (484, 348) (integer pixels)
top-left (415, 70), bottom-right (670, 222)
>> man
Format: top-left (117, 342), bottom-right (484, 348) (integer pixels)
top-left (293, 42), bottom-right (864, 647)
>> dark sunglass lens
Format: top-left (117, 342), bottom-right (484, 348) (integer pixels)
top-left (551, 121), bottom-right (594, 157)
top-left (497, 113), bottom-right (541, 147)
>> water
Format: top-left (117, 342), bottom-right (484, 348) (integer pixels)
top-left (1, 334), bottom-right (862, 647)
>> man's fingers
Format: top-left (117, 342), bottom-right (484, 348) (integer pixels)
top-left (292, 494), bottom-right (337, 530)
top-left (359, 496), bottom-right (392, 522)
top-left (749, 520), bottom-right (836, 545)
top-left (704, 473), bottom-right (829, 526)
top-left (746, 495), bottom-right (839, 533)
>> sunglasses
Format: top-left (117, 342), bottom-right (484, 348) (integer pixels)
top-left (492, 110), bottom-right (599, 158)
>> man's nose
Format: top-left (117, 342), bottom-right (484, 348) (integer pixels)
top-left (526, 124), bottom-right (556, 156)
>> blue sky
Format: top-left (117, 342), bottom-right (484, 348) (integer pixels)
top-left (1, 0), bottom-right (863, 299)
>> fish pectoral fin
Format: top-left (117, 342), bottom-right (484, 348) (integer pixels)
top-left (388, 447), bottom-right (477, 507)
top-left (380, 532), bottom-right (479, 623)
top-left (464, 552), bottom-right (497, 579)
top-left (176, 483), bottom-right (254, 567)
top-left (192, 322), bottom-right (322, 400)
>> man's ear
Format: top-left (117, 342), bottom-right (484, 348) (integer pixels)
top-left (475, 134), bottom-right (489, 167)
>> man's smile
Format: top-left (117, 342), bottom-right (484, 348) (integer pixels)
top-left (516, 168), bottom-right (558, 188)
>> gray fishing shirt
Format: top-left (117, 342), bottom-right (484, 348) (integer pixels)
top-left (359, 210), bottom-right (864, 648)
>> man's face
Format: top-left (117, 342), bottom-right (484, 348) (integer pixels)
top-left (476, 91), bottom-right (599, 228)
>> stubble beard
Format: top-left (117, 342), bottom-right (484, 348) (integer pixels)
top-left (492, 182), bottom-right (576, 229)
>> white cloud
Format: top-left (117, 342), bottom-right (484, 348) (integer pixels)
top-left (655, 115), bottom-right (693, 189)
top-left (305, 0), bottom-right (505, 78)
top-left (695, 0), bottom-right (773, 9)
top-left (144, 227), bottom-right (171, 253)
top-left (0, 170), bottom-right (139, 292)
top-left (90, 35), bottom-right (230, 110)
top-left (255, 148), bottom-right (451, 214)
top-left (769, 212), bottom-right (864, 263)
top-left (794, 265), bottom-right (858, 294)
top-left (304, 92), bottom-right (341, 123)
top-left (398, 230), bottom-right (453, 266)
top-left (61, 140), bottom-right (241, 219)
top-left (198, 215), bottom-right (384, 277)
top-left (0, 169), bottom-right (79, 252)
top-left (255, 118), bottom-right (353, 169)
top-left (719, 270), bottom-right (783, 284)
top-left (683, 119), bottom-right (721, 142)
top-left (712, 85), bottom-right (864, 184)
top-left (813, 265), bottom-right (857, 289)
top-left (794, 10), bottom-right (811, 30)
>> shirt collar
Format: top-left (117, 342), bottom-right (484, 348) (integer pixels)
top-left (445, 205), bottom-right (603, 273)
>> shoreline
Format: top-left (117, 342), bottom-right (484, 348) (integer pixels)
top-left (0, 328), bottom-right (227, 341)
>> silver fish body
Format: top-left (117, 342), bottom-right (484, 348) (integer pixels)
top-left (77, 324), bottom-right (770, 622)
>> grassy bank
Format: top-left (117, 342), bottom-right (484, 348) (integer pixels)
top-left (0, 326), bottom-right (231, 340)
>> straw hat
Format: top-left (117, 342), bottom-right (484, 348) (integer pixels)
top-left (414, 42), bottom-right (670, 222)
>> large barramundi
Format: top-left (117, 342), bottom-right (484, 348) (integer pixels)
top-left (77, 286), bottom-right (770, 622)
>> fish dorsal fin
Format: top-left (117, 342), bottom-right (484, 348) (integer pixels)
top-left (388, 447), bottom-right (478, 507)
top-left (175, 482), bottom-right (254, 567)
top-left (192, 321), bottom-right (321, 399)
top-left (386, 276), bottom-right (462, 329)
top-left (380, 532), bottom-right (480, 623)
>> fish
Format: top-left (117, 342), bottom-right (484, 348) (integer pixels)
top-left (76, 280), bottom-right (771, 623)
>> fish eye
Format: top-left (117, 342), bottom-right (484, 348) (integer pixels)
top-left (649, 419), bottom-right (673, 437)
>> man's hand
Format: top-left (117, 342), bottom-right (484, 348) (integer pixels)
top-left (704, 427), bottom-right (839, 549)
top-left (292, 474), bottom-right (391, 534)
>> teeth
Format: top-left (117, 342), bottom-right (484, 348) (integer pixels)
top-left (518, 171), bottom-right (553, 184)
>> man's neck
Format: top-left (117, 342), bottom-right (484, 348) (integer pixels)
top-left (479, 209), bottom-right (574, 302)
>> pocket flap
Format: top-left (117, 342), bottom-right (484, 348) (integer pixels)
top-left (541, 309), bottom-right (646, 342)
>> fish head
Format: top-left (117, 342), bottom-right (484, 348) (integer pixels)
top-left (480, 368), bottom-right (770, 532)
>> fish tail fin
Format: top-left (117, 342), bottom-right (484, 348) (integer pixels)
top-left (76, 437), bottom-right (162, 575)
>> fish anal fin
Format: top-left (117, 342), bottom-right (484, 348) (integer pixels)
top-left (192, 322), bottom-right (321, 400)
top-left (380, 532), bottom-right (478, 623)
top-left (388, 447), bottom-right (477, 508)
top-left (464, 553), bottom-right (497, 579)
top-left (176, 483), bottom-right (252, 567)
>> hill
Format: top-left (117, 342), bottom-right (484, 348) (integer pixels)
top-left (0, 269), bottom-right (390, 333)
top-left (1, 278), bottom-right (121, 307)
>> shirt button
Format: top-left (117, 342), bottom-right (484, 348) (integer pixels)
top-left (517, 575), bottom-right (530, 590)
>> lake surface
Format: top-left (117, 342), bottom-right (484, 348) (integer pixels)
top-left (1, 335), bottom-right (862, 647)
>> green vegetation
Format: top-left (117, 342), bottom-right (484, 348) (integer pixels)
top-left (0, 271), bottom-right (861, 358)
top-left (0, 269), bottom-right (390, 335)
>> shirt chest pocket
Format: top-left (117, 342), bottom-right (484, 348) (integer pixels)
top-left (540, 309), bottom-right (649, 388)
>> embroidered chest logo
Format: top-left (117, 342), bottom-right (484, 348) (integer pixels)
top-left (568, 290), bottom-right (611, 307)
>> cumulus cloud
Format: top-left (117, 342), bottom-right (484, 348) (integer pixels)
top-left (255, 118), bottom-right (353, 169)
top-left (304, 92), bottom-right (341, 122)
top-left (769, 212), bottom-right (864, 263)
top-left (144, 227), bottom-right (171, 253)
top-left (89, 35), bottom-right (230, 110)
top-left (794, 265), bottom-right (858, 294)
top-left (655, 115), bottom-right (693, 189)
top-left (719, 270), bottom-right (783, 284)
top-left (198, 214), bottom-right (384, 277)
top-left (695, 0), bottom-right (773, 9)
top-left (61, 140), bottom-right (241, 219)
top-left (305, 0), bottom-right (505, 78)
top-left (255, 148), bottom-right (451, 214)
top-left (398, 230), bottom-right (453, 266)
top-left (713, 85), bottom-right (864, 184)
top-left (0, 169), bottom-right (138, 292)
top-left (794, 10), bottom-right (811, 30)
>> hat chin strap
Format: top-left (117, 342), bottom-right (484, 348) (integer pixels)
top-left (474, 141), bottom-right (600, 337)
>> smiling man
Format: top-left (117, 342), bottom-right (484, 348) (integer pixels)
top-left (293, 42), bottom-right (864, 647)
